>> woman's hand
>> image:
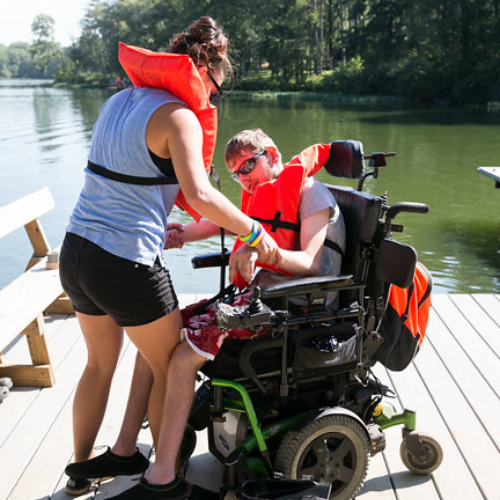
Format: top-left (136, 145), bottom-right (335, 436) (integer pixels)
top-left (165, 223), bottom-right (185, 249)
top-left (229, 245), bottom-right (259, 284)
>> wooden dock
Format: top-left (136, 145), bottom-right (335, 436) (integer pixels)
top-left (0, 293), bottom-right (499, 500)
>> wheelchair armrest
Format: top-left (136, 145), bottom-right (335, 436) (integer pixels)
top-left (191, 251), bottom-right (230, 269)
top-left (261, 274), bottom-right (354, 299)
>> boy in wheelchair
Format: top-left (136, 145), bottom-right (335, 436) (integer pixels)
top-left (170, 128), bottom-right (346, 360)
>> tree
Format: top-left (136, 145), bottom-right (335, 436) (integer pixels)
top-left (30, 14), bottom-right (62, 76)
top-left (0, 45), bottom-right (9, 78)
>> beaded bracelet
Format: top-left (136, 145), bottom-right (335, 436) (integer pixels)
top-left (247, 224), bottom-right (265, 247)
top-left (239, 220), bottom-right (259, 243)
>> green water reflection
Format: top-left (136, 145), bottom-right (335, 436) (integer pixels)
top-left (0, 83), bottom-right (498, 293)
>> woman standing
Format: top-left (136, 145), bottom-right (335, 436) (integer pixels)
top-left (59, 16), bottom-right (277, 499)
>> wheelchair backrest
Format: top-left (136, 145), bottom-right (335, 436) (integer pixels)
top-left (327, 185), bottom-right (383, 281)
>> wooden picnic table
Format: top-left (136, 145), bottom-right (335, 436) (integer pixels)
top-left (477, 166), bottom-right (500, 188)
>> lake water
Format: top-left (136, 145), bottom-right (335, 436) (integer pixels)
top-left (1, 80), bottom-right (499, 294)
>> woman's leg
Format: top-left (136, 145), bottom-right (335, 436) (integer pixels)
top-left (125, 307), bottom-right (183, 450)
top-left (73, 312), bottom-right (124, 462)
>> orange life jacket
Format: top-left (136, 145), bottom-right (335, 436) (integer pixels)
top-left (375, 262), bottom-right (433, 371)
top-left (232, 143), bottom-right (334, 289)
top-left (118, 42), bottom-right (218, 221)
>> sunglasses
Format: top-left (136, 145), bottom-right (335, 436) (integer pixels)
top-left (231, 149), bottom-right (267, 182)
top-left (208, 71), bottom-right (230, 102)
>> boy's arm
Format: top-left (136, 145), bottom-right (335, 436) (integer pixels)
top-left (276, 207), bottom-right (330, 276)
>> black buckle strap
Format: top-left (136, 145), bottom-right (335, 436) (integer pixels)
top-left (87, 160), bottom-right (178, 185)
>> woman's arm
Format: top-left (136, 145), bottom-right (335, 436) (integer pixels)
top-left (228, 208), bottom-right (330, 283)
top-left (149, 103), bottom-right (279, 261)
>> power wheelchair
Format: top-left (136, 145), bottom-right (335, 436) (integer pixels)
top-left (180, 141), bottom-right (443, 500)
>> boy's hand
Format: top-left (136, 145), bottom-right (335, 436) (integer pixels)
top-left (256, 232), bottom-right (282, 267)
top-left (165, 223), bottom-right (185, 249)
top-left (229, 245), bottom-right (259, 284)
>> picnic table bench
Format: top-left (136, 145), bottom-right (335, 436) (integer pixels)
top-left (0, 188), bottom-right (72, 387)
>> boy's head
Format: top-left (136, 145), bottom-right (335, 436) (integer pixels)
top-left (224, 128), bottom-right (283, 195)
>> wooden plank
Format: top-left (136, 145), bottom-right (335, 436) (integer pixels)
top-left (0, 315), bottom-right (72, 449)
top-left (411, 310), bottom-right (500, 499)
top-left (2, 294), bottom-right (500, 500)
top-left (45, 295), bottom-right (74, 315)
top-left (472, 294), bottom-right (500, 329)
top-left (24, 219), bottom-right (51, 266)
top-left (432, 295), bottom-right (500, 398)
top-left (7, 338), bottom-right (141, 500)
top-left (0, 188), bottom-right (55, 240)
top-left (357, 453), bottom-right (397, 500)
top-left (0, 256), bottom-right (63, 348)
top-left (382, 332), bottom-right (484, 500)
top-left (371, 365), bottom-right (441, 500)
top-left (449, 294), bottom-right (500, 355)
top-left (429, 296), bottom-right (500, 449)
top-left (0, 363), bottom-right (55, 387)
top-left (0, 321), bottom-right (88, 500)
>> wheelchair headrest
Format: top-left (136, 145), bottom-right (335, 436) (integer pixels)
top-left (325, 140), bottom-right (365, 179)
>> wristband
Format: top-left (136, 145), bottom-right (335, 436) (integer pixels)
top-left (247, 224), bottom-right (265, 247)
top-left (239, 220), bottom-right (259, 243)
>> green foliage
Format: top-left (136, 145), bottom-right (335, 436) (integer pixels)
top-left (30, 14), bottom-right (63, 76)
top-left (3, 0), bottom-right (500, 104)
top-left (0, 46), bottom-right (9, 78)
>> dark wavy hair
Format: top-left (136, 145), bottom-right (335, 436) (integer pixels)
top-left (169, 16), bottom-right (230, 74)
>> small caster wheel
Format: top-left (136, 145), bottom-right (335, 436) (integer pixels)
top-left (400, 432), bottom-right (443, 475)
top-left (0, 386), bottom-right (9, 404)
top-left (0, 377), bottom-right (13, 389)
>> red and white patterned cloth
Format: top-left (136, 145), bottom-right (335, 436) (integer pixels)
top-left (180, 292), bottom-right (269, 360)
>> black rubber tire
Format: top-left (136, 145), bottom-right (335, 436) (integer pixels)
top-left (274, 414), bottom-right (370, 500)
top-left (400, 432), bottom-right (443, 475)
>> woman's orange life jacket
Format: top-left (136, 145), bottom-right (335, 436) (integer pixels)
top-left (232, 143), bottom-right (334, 289)
top-left (118, 42), bottom-right (218, 221)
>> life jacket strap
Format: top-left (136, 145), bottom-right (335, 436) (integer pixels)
top-left (324, 239), bottom-right (345, 258)
top-left (252, 212), bottom-right (301, 233)
top-left (87, 160), bottom-right (179, 185)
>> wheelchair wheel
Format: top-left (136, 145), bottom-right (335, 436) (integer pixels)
top-left (400, 432), bottom-right (443, 475)
top-left (274, 414), bottom-right (370, 500)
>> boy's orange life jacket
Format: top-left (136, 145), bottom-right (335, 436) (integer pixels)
top-left (118, 42), bottom-right (218, 221)
top-left (232, 143), bottom-right (335, 289)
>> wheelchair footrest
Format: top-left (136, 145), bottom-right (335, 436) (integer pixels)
top-left (237, 478), bottom-right (331, 500)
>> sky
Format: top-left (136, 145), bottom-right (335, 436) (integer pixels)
top-left (0, 0), bottom-right (91, 47)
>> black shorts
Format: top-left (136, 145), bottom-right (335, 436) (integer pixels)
top-left (59, 232), bottom-right (178, 327)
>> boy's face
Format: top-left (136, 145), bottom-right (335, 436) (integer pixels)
top-left (227, 148), bottom-right (276, 195)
